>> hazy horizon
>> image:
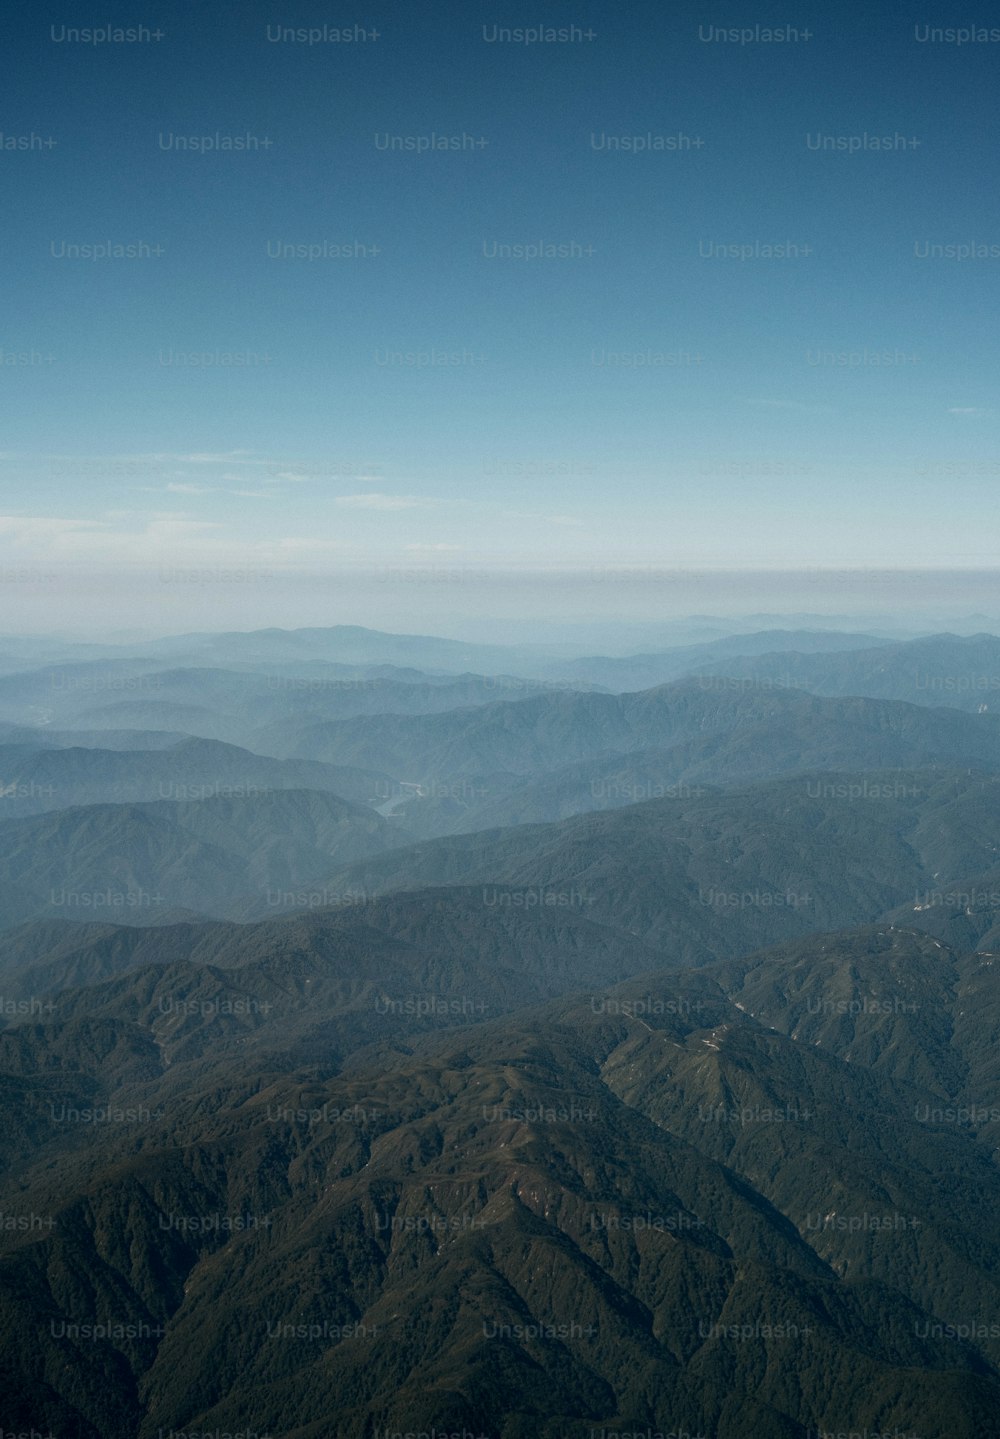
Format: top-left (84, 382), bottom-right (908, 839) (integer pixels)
top-left (3, 567), bottom-right (1000, 641)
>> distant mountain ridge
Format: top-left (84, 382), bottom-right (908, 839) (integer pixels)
top-left (265, 679), bottom-right (1000, 792)
top-left (0, 788), bottom-right (415, 930)
top-left (694, 632), bottom-right (1000, 712)
top-left (0, 735), bottom-right (391, 814)
top-left (309, 767), bottom-right (1000, 956)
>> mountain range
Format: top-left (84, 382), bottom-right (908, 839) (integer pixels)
top-left (2, 621), bottom-right (1000, 1437)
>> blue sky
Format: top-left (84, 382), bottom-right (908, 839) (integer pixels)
top-left (2, 0), bottom-right (999, 630)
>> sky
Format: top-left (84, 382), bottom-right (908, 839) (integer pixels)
top-left (2, 0), bottom-right (999, 634)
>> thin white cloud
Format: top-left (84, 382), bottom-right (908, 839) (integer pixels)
top-left (0, 516), bottom-right (104, 542)
top-left (502, 509), bottom-right (584, 528)
top-left (0, 513), bottom-right (225, 560)
top-left (271, 470), bottom-right (380, 484)
top-left (141, 480), bottom-right (279, 498)
top-left (274, 537), bottom-right (349, 553)
top-left (746, 398), bottom-right (837, 415)
top-left (110, 450), bottom-right (264, 466)
top-left (174, 450), bottom-right (259, 464)
top-left (0, 507), bottom-right (383, 573)
top-left (334, 493), bottom-right (427, 511)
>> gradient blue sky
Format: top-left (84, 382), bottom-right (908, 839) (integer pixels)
top-left (3, 0), bottom-right (999, 631)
